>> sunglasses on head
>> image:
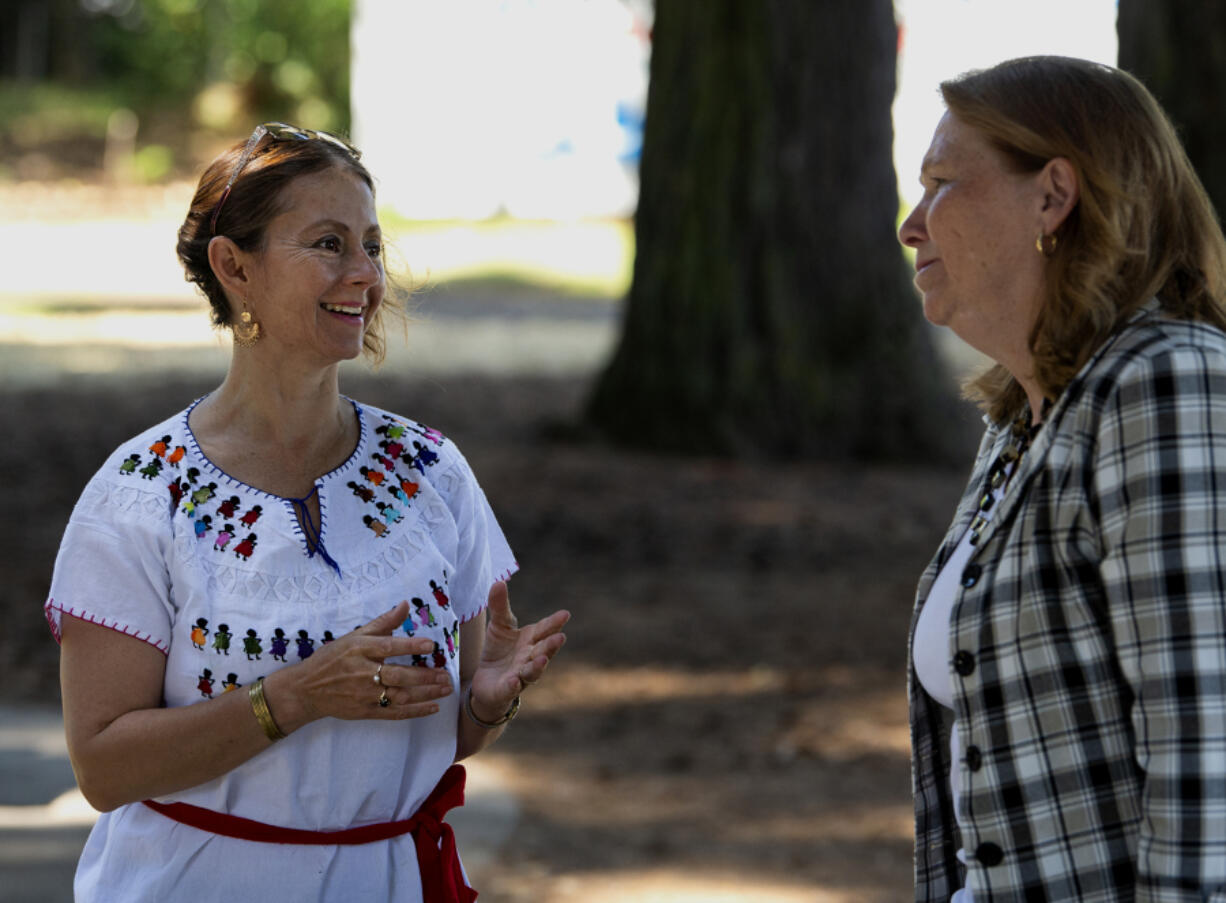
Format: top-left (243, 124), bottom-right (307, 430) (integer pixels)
top-left (209, 122), bottom-right (361, 236)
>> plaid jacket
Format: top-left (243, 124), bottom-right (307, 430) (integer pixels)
top-left (910, 304), bottom-right (1226, 902)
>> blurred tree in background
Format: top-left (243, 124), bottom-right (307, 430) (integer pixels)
top-left (586, 0), bottom-right (961, 460)
top-left (0, 0), bottom-right (351, 181)
top-left (1117, 0), bottom-right (1226, 223)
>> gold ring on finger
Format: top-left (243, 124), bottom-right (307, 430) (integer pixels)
top-left (374, 664), bottom-right (384, 686)
top-left (379, 689), bottom-right (390, 707)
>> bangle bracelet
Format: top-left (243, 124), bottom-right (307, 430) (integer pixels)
top-left (249, 677), bottom-right (287, 741)
top-left (463, 685), bottom-right (519, 729)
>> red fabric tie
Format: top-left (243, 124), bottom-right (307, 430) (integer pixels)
top-left (143, 763), bottom-right (477, 902)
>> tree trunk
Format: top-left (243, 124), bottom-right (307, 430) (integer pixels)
top-left (1118, 0), bottom-right (1226, 221)
top-left (585, 0), bottom-right (959, 459)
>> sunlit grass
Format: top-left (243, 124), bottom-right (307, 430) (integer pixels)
top-left (379, 211), bottom-right (635, 299)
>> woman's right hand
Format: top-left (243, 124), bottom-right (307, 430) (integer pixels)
top-left (265, 602), bottom-right (453, 731)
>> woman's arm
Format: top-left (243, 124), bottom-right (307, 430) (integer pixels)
top-left (454, 582), bottom-right (569, 761)
top-left (61, 602), bottom-right (451, 812)
top-left (1095, 343), bottom-right (1226, 896)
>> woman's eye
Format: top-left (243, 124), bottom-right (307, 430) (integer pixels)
top-left (365, 242), bottom-right (383, 258)
top-left (317, 237), bottom-right (341, 252)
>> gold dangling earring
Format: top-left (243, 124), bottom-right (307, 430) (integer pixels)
top-left (1035, 232), bottom-right (1058, 256)
top-left (233, 298), bottom-right (261, 346)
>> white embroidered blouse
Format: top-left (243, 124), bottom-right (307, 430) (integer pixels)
top-left (45, 397), bottom-right (517, 902)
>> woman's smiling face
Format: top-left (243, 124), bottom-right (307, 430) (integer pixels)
top-left (899, 112), bottom-right (1048, 367)
top-left (244, 165), bottom-right (385, 365)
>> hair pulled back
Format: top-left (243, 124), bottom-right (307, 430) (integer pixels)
top-left (176, 129), bottom-right (395, 362)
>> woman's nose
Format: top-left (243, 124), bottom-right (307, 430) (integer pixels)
top-left (348, 247), bottom-right (381, 285)
top-left (898, 201), bottom-right (927, 248)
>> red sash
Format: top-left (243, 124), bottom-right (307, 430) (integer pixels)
top-left (143, 763), bottom-right (477, 903)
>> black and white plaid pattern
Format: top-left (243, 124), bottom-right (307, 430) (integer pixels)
top-left (910, 303), bottom-right (1226, 901)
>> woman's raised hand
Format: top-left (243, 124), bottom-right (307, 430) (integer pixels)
top-left (271, 602), bottom-right (453, 728)
top-left (468, 582), bottom-right (570, 720)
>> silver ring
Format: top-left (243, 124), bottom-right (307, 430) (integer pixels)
top-left (373, 664), bottom-right (383, 686)
top-left (378, 689), bottom-right (390, 707)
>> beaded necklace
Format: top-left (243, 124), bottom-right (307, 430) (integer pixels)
top-left (966, 406), bottom-right (1045, 547)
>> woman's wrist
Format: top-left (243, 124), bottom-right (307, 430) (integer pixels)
top-left (463, 685), bottom-right (519, 729)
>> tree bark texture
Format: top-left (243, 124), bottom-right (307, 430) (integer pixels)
top-left (586, 0), bottom-right (957, 458)
top-left (1118, 0), bottom-right (1226, 222)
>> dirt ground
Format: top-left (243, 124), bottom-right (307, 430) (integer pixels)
top-left (0, 368), bottom-right (978, 901)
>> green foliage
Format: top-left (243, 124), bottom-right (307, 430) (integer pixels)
top-left (0, 81), bottom-right (123, 143)
top-left (0, 0), bottom-right (352, 180)
top-left (88, 0), bottom-right (352, 131)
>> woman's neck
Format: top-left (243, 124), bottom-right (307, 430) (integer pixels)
top-left (191, 354), bottom-right (356, 487)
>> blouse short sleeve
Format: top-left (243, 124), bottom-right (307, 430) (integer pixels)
top-left (434, 444), bottom-right (518, 624)
top-left (45, 464), bottom-right (175, 654)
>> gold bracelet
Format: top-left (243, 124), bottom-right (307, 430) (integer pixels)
top-left (463, 685), bottom-right (520, 729)
top-left (249, 677), bottom-right (287, 742)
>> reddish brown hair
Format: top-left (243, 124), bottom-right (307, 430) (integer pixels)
top-left (176, 130), bottom-right (398, 362)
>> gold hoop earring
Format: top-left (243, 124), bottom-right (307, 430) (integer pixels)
top-left (1036, 232), bottom-right (1058, 256)
top-left (233, 299), bottom-right (261, 346)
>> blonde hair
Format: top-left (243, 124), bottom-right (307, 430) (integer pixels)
top-left (940, 56), bottom-right (1226, 421)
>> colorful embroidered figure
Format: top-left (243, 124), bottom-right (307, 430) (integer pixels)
top-left (193, 514), bottom-right (213, 539)
top-left (197, 668), bottom-right (215, 698)
top-left (444, 629), bottom-right (455, 657)
top-left (119, 453), bottom-right (141, 475)
top-left (139, 458), bottom-right (163, 480)
top-left (222, 673), bottom-right (241, 693)
top-left (422, 426), bottom-right (444, 446)
top-left (348, 481), bottom-right (374, 502)
top-left (400, 614), bottom-right (416, 637)
top-left (405, 443), bottom-right (437, 474)
top-left (167, 445), bottom-right (186, 468)
top-left (212, 623), bottom-right (232, 655)
top-left (360, 465), bottom-right (384, 486)
top-left (182, 497), bottom-right (196, 516)
top-left (411, 653), bottom-right (428, 667)
top-left (376, 421), bottom-right (406, 441)
top-left (218, 495), bottom-right (241, 518)
top-left (214, 523), bottom-right (235, 552)
top-left (430, 580), bottom-right (450, 610)
top-left (243, 628), bottom-right (262, 660)
top-left (269, 628), bottom-right (289, 662)
top-left (387, 484), bottom-right (410, 506)
top-left (451, 622), bottom-right (460, 656)
top-left (375, 501), bottom-right (402, 525)
top-left (379, 438), bottom-right (405, 459)
top-left (412, 598), bottom-right (436, 628)
top-left (412, 441), bottom-right (439, 468)
top-left (295, 630), bottom-right (315, 660)
top-left (191, 483), bottom-right (212, 504)
top-left (321, 630), bottom-right (336, 644)
top-left (191, 482), bottom-right (218, 505)
top-left (372, 452), bottom-right (396, 472)
top-left (185, 466), bottom-right (201, 485)
top-left (234, 533), bottom-right (257, 560)
top-left (431, 642), bottom-right (446, 669)
top-left (168, 478), bottom-right (185, 512)
top-left (190, 617), bottom-right (210, 649)
top-left (363, 515), bottom-right (387, 538)
top-left (399, 477), bottom-right (419, 500)
top-left (239, 504), bottom-right (263, 526)
top-left (149, 435), bottom-right (171, 458)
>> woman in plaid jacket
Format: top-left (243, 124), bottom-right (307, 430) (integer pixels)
top-left (899, 56), bottom-right (1226, 901)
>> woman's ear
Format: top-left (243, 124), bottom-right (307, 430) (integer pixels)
top-left (1039, 157), bottom-right (1079, 232)
top-left (206, 235), bottom-right (251, 303)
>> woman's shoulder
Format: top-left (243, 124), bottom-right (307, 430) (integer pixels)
top-left (78, 404), bottom-right (197, 518)
top-left (1088, 308), bottom-right (1226, 381)
top-left (357, 401), bottom-right (466, 466)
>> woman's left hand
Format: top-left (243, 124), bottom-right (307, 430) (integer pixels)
top-left (467, 581), bottom-right (569, 720)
